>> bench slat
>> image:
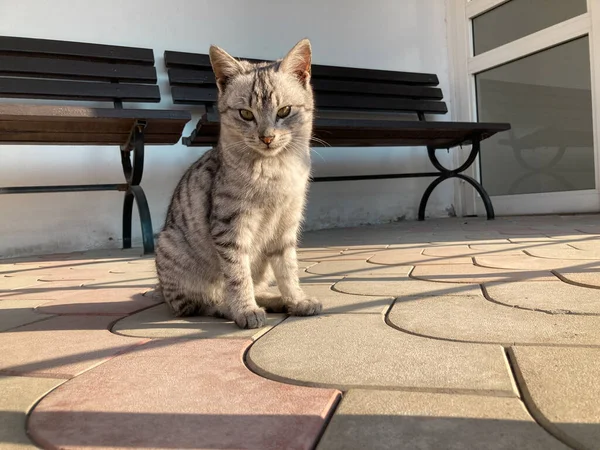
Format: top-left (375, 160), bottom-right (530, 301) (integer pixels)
top-left (168, 68), bottom-right (216, 86)
top-left (0, 131), bottom-right (183, 145)
top-left (167, 68), bottom-right (443, 100)
top-left (312, 79), bottom-right (443, 99)
top-left (0, 36), bottom-right (154, 64)
top-left (0, 104), bottom-right (191, 121)
top-left (0, 77), bottom-right (161, 102)
top-left (182, 117), bottom-right (509, 148)
top-left (171, 85), bottom-right (447, 113)
top-left (0, 55), bottom-right (158, 83)
top-left (164, 50), bottom-right (439, 85)
top-left (316, 93), bottom-right (447, 114)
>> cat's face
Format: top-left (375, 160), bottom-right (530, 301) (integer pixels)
top-left (210, 40), bottom-right (314, 157)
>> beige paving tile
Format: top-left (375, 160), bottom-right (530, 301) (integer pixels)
top-left (0, 275), bottom-right (49, 290)
top-left (247, 314), bottom-right (514, 395)
top-left (334, 277), bottom-right (480, 297)
top-left (389, 294), bottom-right (600, 345)
top-left (411, 264), bottom-right (557, 283)
top-left (35, 289), bottom-right (156, 316)
top-left (0, 300), bottom-right (53, 331)
top-left (525, 247), bottom-right (600, 260)
top-left (263, 284), bottom-right (394, 314)
top-left (29, 339), bottom-right (339, 450)
top-left (306, 260), bottom-right (411, 277)
top-left (0, 376), bottom-right (64, 450)
top-left (422, 245), bottom-right (523, 257)
top-left (298, 250), bottom-right (377, 262)
top-left (0, 315), bottom-right (145, 378)
top-left (317, 390), bottom-right (568, 450)
top-left (474, 255), bottom-right (584, 271)
top-left (369, 249), bottom-right (472, 265)
top-left (297, 270), bottom-right (344, 285)
top-left (484, 280), bottom-right (600, 314)
top-left (554, 266), bottom-right (600, 288)
top-left (510, 346), bottom-right (600, 450)
top-left (569, 239), bottom-right (600, 251)
top-left (112, 303), bottom-right (285, 339)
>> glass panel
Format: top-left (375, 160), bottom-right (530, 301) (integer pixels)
top-left (473, 0), bottom-right (587, 55)
top-left (476, 37), bottom-right (594, 196)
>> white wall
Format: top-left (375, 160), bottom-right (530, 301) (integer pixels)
top-left (0, 0), bottom-right (453, 257)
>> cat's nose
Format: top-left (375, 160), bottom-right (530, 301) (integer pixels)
top-left (259, 135), bottom-right (275, 146)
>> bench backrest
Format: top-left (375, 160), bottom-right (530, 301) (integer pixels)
top-left (0, 36), bottom-right (161, 106)
top-left (164, 50), bottom-right (447, 119)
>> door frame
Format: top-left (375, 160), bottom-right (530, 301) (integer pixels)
top-left (446, 0), bottom-right (600, 216)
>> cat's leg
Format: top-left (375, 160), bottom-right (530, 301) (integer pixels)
top-left (253, 258), bottom-right (286, 313)
top-left (269, 245), bottom-right (322, 316)
top-left (212, 230), bottom-right (265, 329)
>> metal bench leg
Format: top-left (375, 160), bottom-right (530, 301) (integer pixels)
top-left (418, 138), bottom-right (494, 221)
top-left (120, 120), bottom-right (154, 254)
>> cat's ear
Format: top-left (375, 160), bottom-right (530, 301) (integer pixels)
top-left (209, 45), bottom-right (243, 93)
top-left (280, 39), bottom-right (312, 86)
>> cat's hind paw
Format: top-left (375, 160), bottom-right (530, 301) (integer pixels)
top-left (287, 297), bottom-right (322, 316)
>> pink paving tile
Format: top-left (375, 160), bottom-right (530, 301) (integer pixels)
top-left (0, 315), bottom-right (145, 378)
top-left (29, 338), bottom-right (340, 450)
top-left (35, 290), bottom-right (156, 315)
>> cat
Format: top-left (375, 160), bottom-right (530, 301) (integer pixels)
top-left (155, 39), bottom-right (322, 329)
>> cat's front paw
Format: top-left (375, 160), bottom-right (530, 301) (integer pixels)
top-left (287, 297), bottom-right (322, 316)
top-left (234, 307), bottom-right (267, 329)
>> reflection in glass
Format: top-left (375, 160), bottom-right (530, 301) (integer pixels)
top-left (476, 37), bottom-right (594, 196)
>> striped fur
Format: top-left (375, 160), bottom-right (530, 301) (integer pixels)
top-left (156, 39), bottom-right (321, 329)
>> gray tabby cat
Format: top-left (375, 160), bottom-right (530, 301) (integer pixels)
top-left (155, 39), bottom-right (322, 329)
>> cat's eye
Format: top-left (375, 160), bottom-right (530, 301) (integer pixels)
top-left (277, 106), bottom-right (291, 119)
top-left (239, 109), bottom-right (255, 121)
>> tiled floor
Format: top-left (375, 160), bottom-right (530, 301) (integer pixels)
top-left (2, 214), bottom-right (600, 449)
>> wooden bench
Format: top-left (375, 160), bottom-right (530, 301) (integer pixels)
top-left (0, 36), bottom-right (192, 254)
top-left (163, 50), bottom-right (510, 220)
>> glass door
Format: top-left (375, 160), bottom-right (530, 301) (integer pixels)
top-left (451, 0), bottom-right (600, 216)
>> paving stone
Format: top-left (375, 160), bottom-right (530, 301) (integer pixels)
top-left (247, 314), bottom-right (514, 395)
top-left (298, 249), bottom-right (377, 262)
top-left (0, 281), bottom-right (86, 301)
top-left (474, 255), bottom-right (583, 271)
top-left (297, 270), bottom-right (344, 285)
top-left (484, 280), bottom-right (600, 314)
top-left (262, 284), bottom-right (394, 314)
top-left (306, 260), bottom-right (411, 277)
top-left (29, 338), bottom-right (340, 450)
top-left (369, 249), bottom-right (472, 265)
top-left (411, 264), bottom-right (557, 283)
top-left (0, 376), bottom-right (64, 450)
top-left (510, 346), bottom-right (600, 450)
top-left (333, 277), bottom-right (481, 297)
top-left (554, 266), bottom-right (600, 288)
top-left (422, 245), bottom-right (523, 257)
top-left (0, 315), bottom-right (144, 378)
top-left (0, 300), bottom-right (53, 331)
top-left (569, 239), bottom-right (600, 251)
top-left (0, 275), bottom-right (49, 290)
top-left (317, 390), bottom-right (568, 450)
top-left (112, 303), bottom-right (285, 339)
top-left (81, 274), bottom-right (158, 288)
top-left (35, 289), bottom-right (156, 316)
top-left (524, 246), bottom-right (600, 260)
top-left (506, 236), bottom-right (554, 243)
top-left (389, 294), bottom-right (600, 345)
